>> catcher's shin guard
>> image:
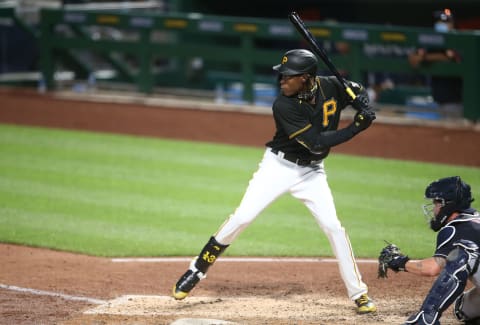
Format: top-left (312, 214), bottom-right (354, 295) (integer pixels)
top-left (405, 244), bottom-right (473, 325)
top-left (173, 236), bottom-right (228, 300)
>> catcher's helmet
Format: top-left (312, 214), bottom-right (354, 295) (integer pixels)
top-left (423, 176), bottom-right (474, 231)
top-left (272, 49), bottom-right (318, 76)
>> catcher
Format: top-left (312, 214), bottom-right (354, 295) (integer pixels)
top-left (378, 176), bottom-right (480, 325)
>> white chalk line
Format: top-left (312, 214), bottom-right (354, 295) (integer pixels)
top-left (0, 283), bottom-right (106, 305)
top-left (111, 257), bottom-right (377, 263)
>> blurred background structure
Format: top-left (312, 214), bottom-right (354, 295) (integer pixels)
top-left (1, 0), bottom-right (480, 121)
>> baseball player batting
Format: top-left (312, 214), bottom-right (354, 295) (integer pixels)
top-left (172, 48), bottom-right (377, 314)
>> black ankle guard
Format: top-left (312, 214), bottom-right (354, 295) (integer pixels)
top-left (194, 236), bottom-right (229, 273)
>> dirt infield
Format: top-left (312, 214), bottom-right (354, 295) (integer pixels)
top-left (0, 244), bottom-right (461, 325)
top-left (1, 88), bottom-right (479, 324)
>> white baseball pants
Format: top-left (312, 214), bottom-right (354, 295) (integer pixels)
top-left (214, 148), bottom-right (368, 300)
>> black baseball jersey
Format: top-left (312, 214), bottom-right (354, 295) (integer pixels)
top-left (266, 76), bottom-right (360, 161)
top-left (434, 209), bottom-right (480, 259)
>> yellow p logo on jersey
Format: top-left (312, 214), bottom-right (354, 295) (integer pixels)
top-left (323, 99), bottom-right (337, 126)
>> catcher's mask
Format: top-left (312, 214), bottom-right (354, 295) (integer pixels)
top-left (422, 176), bottom-right (474, 231)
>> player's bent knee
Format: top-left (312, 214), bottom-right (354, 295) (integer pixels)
top-left (454, 288), bottom-right (480, 323)
top-left (454, 293), bottom-right (469, 322)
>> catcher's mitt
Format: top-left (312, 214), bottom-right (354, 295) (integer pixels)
top-left (378, 242), bottom-right (410, 278)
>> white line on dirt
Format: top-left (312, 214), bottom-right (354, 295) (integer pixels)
top-left (0, 283), bottom-right (106, 305)
top-left (111, 257), bottom-right (377, 263)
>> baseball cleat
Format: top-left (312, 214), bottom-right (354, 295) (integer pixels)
top-left (355, 294), bottom-right (377, 314)
top-left (172, 285), bottom-right (189, 300)
top-left (172, 268), bottom-right (205, 300)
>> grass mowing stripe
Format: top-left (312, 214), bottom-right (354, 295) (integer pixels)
top-left (0, 206), bottom-right (194, 256)
top-left (0, 126), bottom-right (257, 198)
top-left (0, 124), bottom-right (260, 171)
top-left (0, 141), bottom-right (256, 180)
top-left (0, 154), bottom-right (248, 195)
top-left (0, 176), bottom-right (236, 220)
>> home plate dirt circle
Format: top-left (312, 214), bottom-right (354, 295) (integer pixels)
top-left (82, 294), bottom-right (422, 324)
top-left (170, 318), bottom-right (239, 325)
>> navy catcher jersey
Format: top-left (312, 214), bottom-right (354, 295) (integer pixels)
top-left (434, 209), bottom-right (480, 259)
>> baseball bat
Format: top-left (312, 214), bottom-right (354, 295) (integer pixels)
top-left (288, 11), bottom-right (357, 101)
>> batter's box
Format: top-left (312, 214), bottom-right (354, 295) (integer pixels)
top-left (82, 294), bottom-right (396, 323)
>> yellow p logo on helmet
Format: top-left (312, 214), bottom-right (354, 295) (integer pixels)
top-left (281, 56), bottom-right (288, 64)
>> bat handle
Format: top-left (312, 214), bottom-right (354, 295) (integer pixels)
top-left (345, 87), bottom-right (356, 100)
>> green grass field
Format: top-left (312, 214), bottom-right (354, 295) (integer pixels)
top-left (1, 123), bottom-right (479, 259)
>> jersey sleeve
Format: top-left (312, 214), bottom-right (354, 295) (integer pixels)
top-left (272, 98), bottom-right (311, 139)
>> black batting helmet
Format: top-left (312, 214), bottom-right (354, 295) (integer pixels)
top-left (423, 176), bottom-right (474, 231)
top-left (273, 49), bottom-right (318, 76)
